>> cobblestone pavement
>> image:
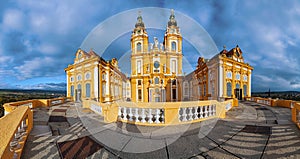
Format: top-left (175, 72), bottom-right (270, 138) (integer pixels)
top-left (22, 101), bottom-right (300, 159)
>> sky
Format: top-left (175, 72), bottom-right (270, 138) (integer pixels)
top-left (0, 0), bottom-right (300, 92)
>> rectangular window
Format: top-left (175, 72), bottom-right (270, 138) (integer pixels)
top-left (138, 89), bottom-right (142, 101)
top-left (137, 61), bottom-right (141, 74)
top-left (138, 80), bottom-right (142, 86)
top-left (172, 60), bottom-right (176, 73)
top-left (102, 83), bottom-right (106, 97)
top-left (86, 83), bottom-right (90, 98)
top-left (172, 88), bottom-right (176, 99)
top-left (71, 85), bottom-right (74, 97)
top-left (204, 85), bottom-right (206, 96)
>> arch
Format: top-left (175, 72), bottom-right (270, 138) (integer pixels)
top-left (154, 77), bottom-right (159, 84)
top-left (171, 41), bottom-right (176, 51)
top-left (137, 42), bottom-right (142, 52)
top-left (85, 72), bottom-right (91, 80)
top-left (86, 83), bottom-right (91, 98)
top-left (227, 82), bottom-right (232, 97)
top-left (77, 74), bottom-right (82, 81)
top-left (236, 83), bottom-right (240, 89)
top-left (77, 84), bottom-right (81, 90)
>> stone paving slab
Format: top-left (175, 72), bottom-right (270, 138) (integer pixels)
top-left (203, 147), bottom-right (240, 159)
top-left (21, 141), bottom-right (60, 159)
top-left (118, 137), bottom-right (168, 159)
top-left (262, 125), bottom-right (300, 158)
top-left (87, 148), bottom-right (119, 159)
top-left (30, 125), bottom-right (52, 137)
top-left (221, 132), bottom-right (269, 159)
top-left (91, 129), bottom-right (132, 152)
top-left (166, 134), bottom-right (218, 159)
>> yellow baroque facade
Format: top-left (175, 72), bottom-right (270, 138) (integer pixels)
top-left (65, 49), bottom-right (128, 103)
top-left (65, 9), bottom-right (253, 103)
top-left (183, 45), bottom-right (253, 101)
top-left (130, 10), bottom-right (183, 102)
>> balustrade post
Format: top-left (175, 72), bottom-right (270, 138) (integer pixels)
top-left (194, 107), bottom-right (199, 120)
top-left (128, 108), bottom-right (133, 121)
top-left (141, 108), bottom-right (146, 123)
top-left (204, 106), bottom-right (208, 118)
top-left (135, 108), bottom-right (139, 122)
top-left (148, 109), bottom-right (153, 123)
top-left (182, 108), bottom-right (187, 121)
top-left (155, 109), bottom-right (160, 123)
top-left (188, 107), bottom-right (193, 120)
top-left (199, 106), bottom-right (203, 118)
top-left (123, 108), bottom-right (127, 121)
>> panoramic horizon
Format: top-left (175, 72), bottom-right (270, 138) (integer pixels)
top-left (0, 0), bottom-right (300, 92)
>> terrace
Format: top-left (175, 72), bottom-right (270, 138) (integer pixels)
top-left (0, 97), bottom-right (300, 158)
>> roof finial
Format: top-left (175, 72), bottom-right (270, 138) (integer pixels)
top-left (171, 9), bottom-right (174, 15)
top-left (223, 45), bottom-right (226, 50)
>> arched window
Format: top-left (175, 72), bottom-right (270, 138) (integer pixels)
top-left (171, 41), bottom-right (176, 51)
top-left (77, 84), bottom-right (81, 90)
top-left (77, 75), bottom-right (82, 81)
top-left (155, 77), bottom-right (159, 84)
top-left (236, 83), bottom-right (240, 89)
top-left (243, 85), bottom-right (247, 97)
top-left (227, 82), bottom-right (232, 97)
top-left (86, 83), bottom-right (90, 97)
top-left (102, 72), bottom-right (106, 81)
top-left (137, 42), bottom-right (142, 52)
top-left (71, 85), bottom-right (74, 97)
top-left (85, 72), bottom-right (91, 80)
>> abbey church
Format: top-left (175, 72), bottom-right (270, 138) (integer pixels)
top-left (65, 10), bottom-right (253, 103)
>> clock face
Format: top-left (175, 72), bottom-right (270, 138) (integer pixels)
top-left (154, 61), bottom-right (160, 68)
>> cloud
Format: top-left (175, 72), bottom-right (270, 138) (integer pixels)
top-left (18, 82), bottom-right (66, 90)
top-left (0, 0), bottom-right (300, 92)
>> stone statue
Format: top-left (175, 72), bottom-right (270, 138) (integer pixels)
top-left (154, 37), bottom-right (159, 48)
top-left (150, 43), bottom-right (153, 50)
top-left (160, 43), bottom-right (163, 50)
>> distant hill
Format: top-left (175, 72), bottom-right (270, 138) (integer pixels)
top-left (0, 89), bottom-right (66, 94)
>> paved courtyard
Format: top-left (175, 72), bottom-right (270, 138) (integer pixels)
top-left (22, 101), bottom-right (300, 159)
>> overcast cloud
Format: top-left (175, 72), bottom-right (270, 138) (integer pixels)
top-left (0, 0), bottom-right (300, 92)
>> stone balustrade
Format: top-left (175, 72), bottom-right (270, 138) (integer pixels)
top-left (83, 99), bottom-right (232, 126)
top-left (0, 97), bottom-right (70, 159)
top-left (3, 97), bottom-right (71, 113)
top-left (0, 106), bottom-right (33, 159)
top-left (178, 104), bottom-right (216, 122)
top-left (249, 96), bottom-right (300, 128)
top-left (292, 103), bottom-right (300, 129)
top-left (118, 107), bottom-right (164, 124)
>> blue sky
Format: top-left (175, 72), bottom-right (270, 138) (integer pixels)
top-left (0, 0), bottom-right (300, 92)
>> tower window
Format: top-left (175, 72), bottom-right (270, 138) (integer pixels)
top-left (137, 42), bottom-right (142, 52)
top-left (171, 41), bottom-right (176, 51)
top-left (138, 80), bottom-right (142, 86)
top-left (154, 77), bottom-right (159, 84)
top-left (137, 60), bottom-right (141, 74)
top-left (171, 60), bottom-right (176, 73)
